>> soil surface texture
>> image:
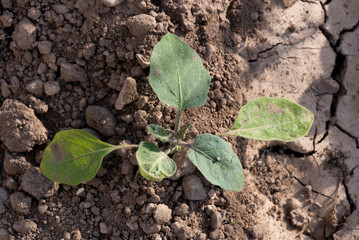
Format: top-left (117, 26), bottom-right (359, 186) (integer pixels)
top-left (0, 0), bottom-right (359, 239)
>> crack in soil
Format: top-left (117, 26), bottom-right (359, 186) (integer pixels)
top-left (343, 178), bottom-right (357, 213)
top-left (248, 32), bottom-right (322, 63)
top-left (260, 146), bottom-right (334, 199)
top-left (316, 7), bottom-right (359, 235)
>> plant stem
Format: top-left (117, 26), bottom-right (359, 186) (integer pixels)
top-left (174, 108), bottom-right (183, 135)
top-left (114, 144), bottom-right (139, 150)
top-left (163, 145), bottom-right (178, 155)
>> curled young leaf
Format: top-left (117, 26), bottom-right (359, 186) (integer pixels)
top-left (149, 33), bottom-right (211, 110)
top-left (147, 124), bottom-right (174, 142)
top-left (40, 129), bottom-right (125, 185)
top-left (224, 97), bottom-right (314, 141)
top-left (188, 134), bottom-right (244, 192)
top-left (136, 141), bottom-right (177, 181)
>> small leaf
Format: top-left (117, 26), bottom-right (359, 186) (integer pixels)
top-left (136, 141), bottom-right (176, 181)
top-left (147, 124), bottom-right (174, 142)
top-left (149, 33), bottom-right (211, 110)
top-left (224, 97), bottom-right (314, 141)
top-left (40, 129), bottom-right (120, 185)
top-left (188, 134), bottom-right (244, 191)
top-left (175, 123), bottom-right (191, 140)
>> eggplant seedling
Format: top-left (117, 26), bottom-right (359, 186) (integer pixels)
top-left (40, 34), bottom-right (314, 191)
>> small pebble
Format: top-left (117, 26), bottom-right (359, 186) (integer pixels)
top-left (44, 81), bottom-right (61, 96)
top-left (13, 219), bottom-right (37, 233)
top-left (0, 10), bottom-right (14, 27)
top-left (27, 7), bottom-right (41, 20)
top-left (99, 222), bottom-right (109, 234)
top-left (126, 14), bottom-right (156, 37)
top-left (38, 204), bottom-right (48, 214)
top-left (10, 192), bottom-right (32, 214)
top-left (154, 204), bottom-right (172, 224)
top-left (12, 18), bottom-right (36, 50)
top-left (101, 0), bottom-right (125, 7)
top-left (76, 188), bottom-right (85, 196)
top-left (26, 79), bottom-right (44, 97)
top-left (38, 41), bottom-right (52, 55)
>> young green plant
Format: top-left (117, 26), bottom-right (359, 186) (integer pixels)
top-left (40, 34), bottom-right (314, 191)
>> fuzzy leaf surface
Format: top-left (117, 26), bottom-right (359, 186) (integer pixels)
top-left (225, 97), bottom-right (314, 141)
top-left (149, 33), bottom-right (211, 110)
top-left (136, 141), bottom-right (176, 181)
top-left (188, 134), bottom-right (244, 191)
top-left (40, 129), bottom-right (119, 185)
top-left (147, 124), bottom-right (174, 142)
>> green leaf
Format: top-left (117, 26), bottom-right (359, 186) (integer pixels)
top-left (147, 124), bottom-right (174, 142)
top-left (188, 134), bottom-right (244, 191)
top-left (40, 129), bottom-right (125, 185)
top-left (149, 33), bottom-right (211, 110)
top-left (136, 141), bottom-right (176, 181)
top-left (224, 97), bottom-right (314, 141)
top-left (175, 123), bottom-right (191, 140)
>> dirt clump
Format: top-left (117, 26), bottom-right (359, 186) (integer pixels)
top-left (0, 99), bottom-right (47, 152)
top-left (86, 105), bottom-right (117, 136)
top-left (21, 167), bottom-right (59, 200)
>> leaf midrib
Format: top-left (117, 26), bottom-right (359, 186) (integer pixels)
top-left (168, 36), bottom-right (183, 111)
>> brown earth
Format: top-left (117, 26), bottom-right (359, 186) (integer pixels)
top-left (0, 0), bottom-right (359, 239)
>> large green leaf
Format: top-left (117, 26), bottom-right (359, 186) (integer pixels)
top-left (224, 97), bottom-right (314, 141)
top-left (40, 129), bottom-right (128, 185)
top-left (149, 33), bottom-right (211, 110)
top-left (147, 124), bottom-right (174, 142)
top-left (136, 141), bottom-right (176, 181)
top-left (188, 134), bottom-right (244, 191)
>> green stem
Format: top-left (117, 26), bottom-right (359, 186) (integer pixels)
top-left (163, 145), bottom-right (178, 155)
top-left (113, 144), bottom-right (139, 150)
top-left (174, 109), bottom-right (183, 135)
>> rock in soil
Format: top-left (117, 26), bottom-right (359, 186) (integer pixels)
top-left (37, 41), bottom-right (52, 55)
top-left (37, 203), bottom-right (48, 214)
top-left (99, 222), bottom-right (109, 234)
top-left (286, 198), bottom-right (301, 212)
top-left (3, 151), bottom-right (31, 175)
top-left (170, 149), bottom-right (196, 180)
top-left (60, 63), bottom-right (87, 83)
top-left (133, 110), bottom-right (148, 129)
top-left (25, 80), bottom-right (44, 97)
top-left (0, 228), bottom-right (10, 240)
top-left (43, 81), bottom-right (61, 96)
top-left (101, 0), bottom-right (124, 7)
top-left (13, 219), bottom-right (37, 233)
top-left (182, 175), bottom-right (207, 200)
top-left (139, 220), bottom-right (161, 234)
top-left (21, 167), bottom-right (59, 200)
top-left (210, 211), bottom-right (223, 230)
top-left (115, 77), bottom-right (138, 110)
top-left (126, 14), bottom-right (156, 37)
top-left (210, 229), bottom-right (225, 240)
top-left (0, 99), bottom-right (47, 152)
top-left (4, 176), bottom-right (18, 190)
top-left (86, 106), bottom-right (117, 136)
top-left (174, 203), bottom-right (189, 217)
top-left (0, 10), bottom-right (14, 27)
top-left (154, 204), bottom-right (172, 224)
top-left (12, 17), bottom-right (36, 50)
top-left (0, 187), bottom-right (9, 205)
top-left (177, 225), bottom-right (194, 239)
top-left (10, 192), bottom-right (32, 214)
top-left (290, 209), bottom-right (309, 228)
